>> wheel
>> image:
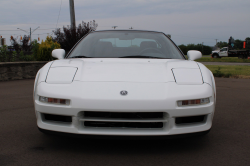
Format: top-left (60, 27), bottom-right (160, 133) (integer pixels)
top-left (213, 54), bottom-right (219, 58)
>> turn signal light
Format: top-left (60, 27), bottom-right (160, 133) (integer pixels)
top-left (177, 98), bottom-right (210, 107)
top-left (39, 96), bottom-right (70, 105)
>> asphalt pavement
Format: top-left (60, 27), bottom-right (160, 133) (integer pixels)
top-left (0, 78), bottom-right (250, 166)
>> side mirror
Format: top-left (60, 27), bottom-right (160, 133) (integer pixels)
top-left (52, 49), bottom-right (65, 60)
top-left (187, 50), bottom-right (202, 61)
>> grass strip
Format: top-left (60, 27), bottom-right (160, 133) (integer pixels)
top-left (205, 65), bottom-right (250, 79)
top-left (197, 57), bottom-right (250, 63)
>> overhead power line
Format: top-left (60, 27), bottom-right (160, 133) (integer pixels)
top-left (0, 28), bottom-right (57, 32)
top-left (0, 30), bottom-right (21, 31)
top-left (56, 0), bottom-right (63, 28)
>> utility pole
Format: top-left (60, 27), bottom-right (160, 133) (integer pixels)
top-left (215, 39), bottom-right (218, 46)
top-left (30, 28), bottom-right (32, 43)
top-left (69, 0), bottom-right (76, 28)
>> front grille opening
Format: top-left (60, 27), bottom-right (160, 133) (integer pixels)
top-left (84, 111), bottom-right (164, 119)
top-left (175, 115), bottom-right (206, 125)
top-left (43, 113), bottom-right (72, 123)
top-left (84, 121), bottom-right (163, 128)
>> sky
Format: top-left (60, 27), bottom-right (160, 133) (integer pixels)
top-left (0, 0), bottom-right (250, 46)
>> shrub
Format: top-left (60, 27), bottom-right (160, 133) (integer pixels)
top-left (19, 51), bottom-right (25, 61)
top-left (213, 67), bottom-right (232, 78)
top-left (12, 51), bottom-right (17, 62)
top-left (32, 40), bottom-right (40, 60)
top-left (37, 36), bottom-right (60, 61)
top-left (213, 67), bottom-right (223, 77)
top-left (0, 45), bottom-right (8, 62)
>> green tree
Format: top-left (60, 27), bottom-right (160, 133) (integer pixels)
top-left (12, 51), bottom-right (17, 62)
top-left (203, 45), bottom-right (212, 55)
top-left (37, 36), bottom-right (61, 61)
top-left (186, 44), bottom-right (198, 51)
top-left (0, 45), bottom-right (8, 62)
top-left (234, 39), bottom-right (243, 50)
top-left (10, 37), bottom-right (21, 52)
top-left (217, 41), bottom-right (228, 48)
top-left (178, 44), bottom-right (187, 55)
top-left (32, 39), bottom-right (40, 60)
top-left (178, 44), bottom-right (212, 55)
top-left (53, 20), bottom-right (98, 52)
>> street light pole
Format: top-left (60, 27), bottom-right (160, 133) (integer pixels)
top-left (17, 26), bottom-right (40, 44)
top-left (69, 0), bottom-right (76, 28)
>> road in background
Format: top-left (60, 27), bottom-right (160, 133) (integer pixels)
top-left (0, 78), bottom-right (250, 166)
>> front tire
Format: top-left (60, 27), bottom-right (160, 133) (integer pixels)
top-left (213, 54), bottom-right (220, 58)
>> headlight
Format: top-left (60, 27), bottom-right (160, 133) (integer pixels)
top-left (39, 96), bottom-right (70, 105)
top-left (172, 68), bottom-right (203, 85)
top-left (46, 67), bottom-right (78, 84)
top-left (177, 98), bottom-right (210, 107)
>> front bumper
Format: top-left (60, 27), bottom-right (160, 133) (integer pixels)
top-left (35, 81), bottom-right (215, 136)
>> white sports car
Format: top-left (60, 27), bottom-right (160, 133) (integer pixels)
top-left (34, 30), bottom-right (216, 138)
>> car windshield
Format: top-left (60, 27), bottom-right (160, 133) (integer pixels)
top-left (67, 31), bottom-right (184, 59)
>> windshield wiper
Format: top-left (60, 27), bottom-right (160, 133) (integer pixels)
top-left (119, 55), bottom-right (169, 59)
top-left (68, 55), bottom-right (92, 58)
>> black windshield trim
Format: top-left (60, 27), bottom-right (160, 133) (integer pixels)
top-left (68, 55), bottom-right (93, 58)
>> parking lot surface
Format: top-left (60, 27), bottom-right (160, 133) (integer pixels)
top-left (0, 78), bottom-right (250, 166)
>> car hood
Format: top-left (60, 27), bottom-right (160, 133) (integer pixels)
top-left (49, 58), bottom-right (200, 83)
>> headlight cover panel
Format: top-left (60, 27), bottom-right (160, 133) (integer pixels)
top-left (46, 67), bottom-right (78, 84)
top-left (172, 68), bottom-right (203, 85)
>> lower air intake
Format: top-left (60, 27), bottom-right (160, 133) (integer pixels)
top-left (43, 113), bottom-right (72, 123)
top-left (82, 111), bottom-right (166, 129)
top-left (175, 115), bottom-right (206, 125)
top-left (84, 111), bottom-right (164, 119)
top-left (84, 121), bottom-right (163, 128)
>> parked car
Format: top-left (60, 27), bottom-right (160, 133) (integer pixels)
top-left (34, 30), bottom-right (216, 138)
